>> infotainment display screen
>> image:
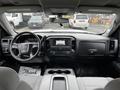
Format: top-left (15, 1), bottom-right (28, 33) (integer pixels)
top-left (51, 38), bottom-right (72, 46)
top-left (56, 40), bottom-right (65, 45)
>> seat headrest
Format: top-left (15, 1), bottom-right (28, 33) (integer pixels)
top-left (0, 67), bottom-right (20, 90)
top-left (104, 78), bottom-right (120, 90)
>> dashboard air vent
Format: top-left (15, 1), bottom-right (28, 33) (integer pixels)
top-left (109, 39), bottom-right (118, 54)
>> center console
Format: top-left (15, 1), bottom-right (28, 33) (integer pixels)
top-left (39, 68), bottom-right (79, 90)
top-left (46, 36), bottom-right (76, 56)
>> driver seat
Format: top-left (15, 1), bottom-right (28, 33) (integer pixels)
top-left (0, 67), bottom-right (42, 90)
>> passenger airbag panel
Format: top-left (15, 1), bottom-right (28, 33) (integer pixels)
top-left (78, 41), bottom-right (107, 56)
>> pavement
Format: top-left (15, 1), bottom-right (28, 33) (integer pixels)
top-left (16, 23), bottom-right (109, 34)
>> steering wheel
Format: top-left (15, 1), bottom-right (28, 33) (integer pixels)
top-left (10, 32), bottom-right (41, 62)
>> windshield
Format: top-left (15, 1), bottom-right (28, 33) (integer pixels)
top-left (4, 12), bottom-right (116, 35)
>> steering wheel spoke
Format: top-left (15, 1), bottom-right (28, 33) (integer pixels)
top-left (12, 43), bottom-right (19, 49)
top-left (30, 52), bottom-right (34, 58)
top-left (17, 52), bottom-right (21, 58)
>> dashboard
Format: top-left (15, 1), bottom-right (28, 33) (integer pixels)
top-left (1, 32), bottom-right (118, 62)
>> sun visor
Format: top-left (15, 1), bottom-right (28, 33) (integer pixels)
top-left (77, 6), bottom-right (120, 14)
top-left (0, 6), bottom-right (43, 13)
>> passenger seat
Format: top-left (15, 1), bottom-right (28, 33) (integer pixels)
top-left (77, 77), bottom-right (113, 90)
top-left (105, 78), bottom-right (120, 90)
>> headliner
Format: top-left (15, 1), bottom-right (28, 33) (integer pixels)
top-left (1, 0), bottom-right (120, 9)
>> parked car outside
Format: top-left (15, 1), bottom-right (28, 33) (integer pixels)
top-left (28, 16), bottom-right (45, 29)
top-left (69, 13), bottom-right (89, 29)
top-left (5, 13), bottom-right (23, 27)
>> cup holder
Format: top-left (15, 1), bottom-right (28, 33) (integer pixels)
top-left (56, 70), bottom-right (63, 74)
top-left (63, 70), bottom-right (71, 74)
top-left (48, 70), bottom-right (71, 74)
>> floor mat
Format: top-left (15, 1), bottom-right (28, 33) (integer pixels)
top-left (75, 63), bottom-right (119, 78)
top-left (75, 64), bottom-right (99, 77)
top-left (19, 66), bottom-right (41, 76)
